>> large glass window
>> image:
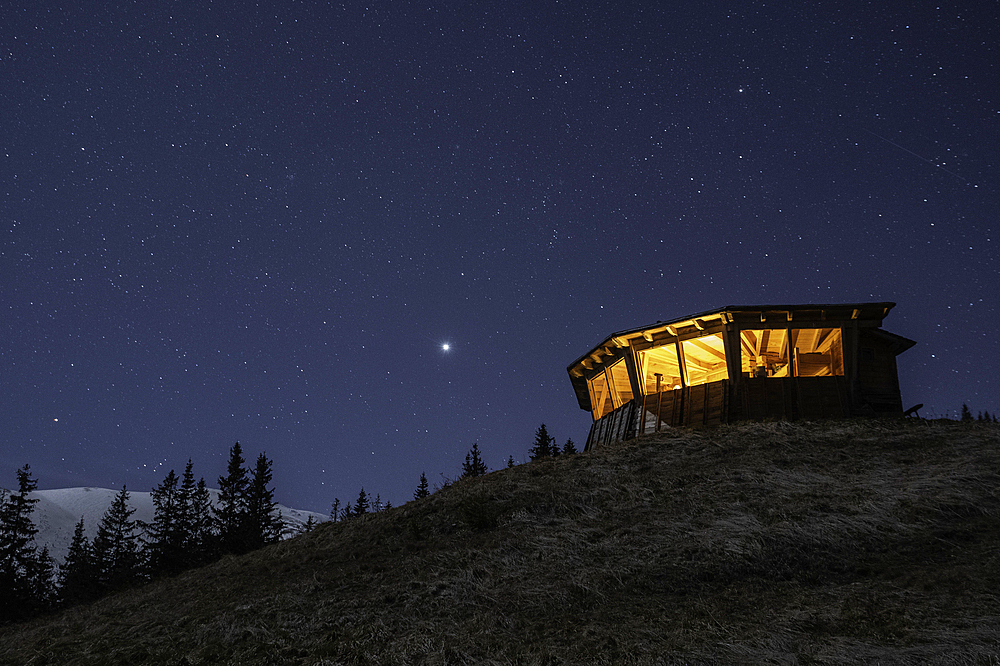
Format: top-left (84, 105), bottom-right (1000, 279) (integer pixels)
top-left (741, 329), bottom-right (790, 378)
top-left (587, 358), bottom-right (636, 420)
top-left (606, 359), bottom-right (634, 406)
top-left (638, 343), bottom-right (682, 394)
top-left (587, 371), bottom-right (613, 420)
top-left (792, 328), bottom-right (844, 376)
top-left (741, 328), bottom-right (844, 377)
top-left (681, 333), bottom-right (729, 386)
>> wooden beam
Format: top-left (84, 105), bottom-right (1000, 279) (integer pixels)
top-left (686, 337), bottom-right (727, 362)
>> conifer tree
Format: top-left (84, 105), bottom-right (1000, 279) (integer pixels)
top-left (92, 486), bottom-right (143, 594)
top-left (188, 477), bottom-right (216, 565)
top-left (529, 424), bottom-right (555, 460)
top-left (507, 455), bottom-right (516, 468)
top-left (245, 452), bottom-right (282, 550)
top-left (562, 438), bottom-right (578, 455)
top-left (215, 442), bottom-right (249, 554)
top-left (29, 546), bottom-right (56, 611)
top-left (961, 403), bottom-right (973, 421)
top-left (354, 488), bottom-right (370, 515)
top-left (176, 460), bottom-right (197, 544)
top-left (330, 498), bottom-right (341, 522)
top-left (146, 470), bottom-right (186, 576)
top-left (461, 443), bottom-right (488, 478)
top-left (0, 465), bottom-right (50, 622)
top-left (414, 473), bottom-right (430, 500)
top-left (59, 517), bottom-right (99, 607)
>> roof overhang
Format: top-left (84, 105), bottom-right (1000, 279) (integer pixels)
top-left (567, 302), bottom-right (901, 412)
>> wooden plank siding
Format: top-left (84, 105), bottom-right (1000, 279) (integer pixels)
top-left (587, 380), bottom-right (731, 451)
top-left (737, 377), bottom-right (848, 421)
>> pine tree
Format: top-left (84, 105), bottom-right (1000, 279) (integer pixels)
top-left (245, 453), bottom-right (282, 550)
top-left (414, 473), bottom-right (430, 500)
top-left (562, 438), bottom-right (578, 455)
top-left (188, 477), bottom-right (216, 565)
top-left (0, 464), bottom-right (49, 623)
top-left (330, 498), bottom-right (341, 522)
top-left (176, 460), bottom-right (197, 546)
top-left (59, 517), bottom-right (99, 607)
top-left (146, 470), bottom-right (186, 576)
top-left (961, 404), bottom-right (973, 421)
top-left (215, 442), bottom-right (249, 554)
top-left (92, 486), bottom-right (143, 594)
top-left (28, 546), bottom-right (56, 612)
top-left (354, 488), bottom-right (370, 515)
top-left (301, 516), bottom-right (317, 533)
top-left (507, 455), bottom-right (516, 468)
top-left (461, 443), bottom-right (489, 479)
top-left (529, 424), bottom-right (555, 460)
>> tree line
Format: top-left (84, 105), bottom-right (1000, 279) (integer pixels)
top-left (0, 442), bottom-right (284, 625)
top-left (403, 424), bottom-right (577, 506)
top-left (2, 423), bottom-right (580, 625)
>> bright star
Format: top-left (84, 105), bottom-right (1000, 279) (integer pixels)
top-left (441, 343), bottom-right (451, 352)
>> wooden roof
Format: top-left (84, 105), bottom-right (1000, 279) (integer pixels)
top-left (567, 302), bottom-right (913, 412)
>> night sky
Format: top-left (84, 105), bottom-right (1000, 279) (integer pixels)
top-left (3, 2), bottom-right (997, 513)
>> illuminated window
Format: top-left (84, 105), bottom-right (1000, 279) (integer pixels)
top-left (587, 371), bottom-right (613, 420)
top-left (792, 328), bottom-right (844, 376)
top-left (740, 329), bottom-right (790, 378)
top-left (681, 333), bottom-right (729, 386)
top-left (606, 359), bottom-right (634, 406)
top-left (638, 343), bottom-right (682, 394)
top-left (740, 328), bottom-right (844, 377)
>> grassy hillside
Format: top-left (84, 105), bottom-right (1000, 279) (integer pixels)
top-left (3, 419), bottom-right (1000, 665)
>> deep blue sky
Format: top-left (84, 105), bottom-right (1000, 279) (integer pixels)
top-left (3, 1), bottom-right (997, 513)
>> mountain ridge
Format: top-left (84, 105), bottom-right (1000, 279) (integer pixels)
top-left (0, 486), bottom-right (328, 566)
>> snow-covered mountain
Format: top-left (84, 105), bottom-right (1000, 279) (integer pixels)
top-left (1, 487), bottom-right (328, 566)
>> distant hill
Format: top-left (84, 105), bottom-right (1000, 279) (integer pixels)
top-left (0, 486), bottom-right (327, 565)
top-left (2, 419), bottom-right (1000, 664)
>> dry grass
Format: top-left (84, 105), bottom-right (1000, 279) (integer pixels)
top-left (3, 418), bottom-right (1000, 665)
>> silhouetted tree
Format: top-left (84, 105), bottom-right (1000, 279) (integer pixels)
top-left (961, 404), bottom-right (973, 421)
top-left (59, 517), bottom-right (99, 607)
top-left (507, 455), bottom-right (516, 468)
top-left (146, 470), bottom-right (187, 576)
top-left (414, 473), bottom-right (430, 500)
top-left (30, 546), bottom-right (56, 611)
top-left (330, 498), bottom-right (342, 522)
top-left (461, 443), bottom-right (488, 478)
top-left (529, 424), bottom-right (555, 460)
top-left (354, 488), bottom-right (370, 515)
top-left (215, 442), bottom-right (249, 553)
top-left (562, 438), bottom-right (578, 455)
top-left (92, 486), bottom-right (143, 594)
top-left (0, 464), bottom-right (52, 623)
top-left (245, 453), bottom-right (282, 549)
top-left (188, 477), bottom-right (216, 565)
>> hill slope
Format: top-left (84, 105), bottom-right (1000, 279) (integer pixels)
top-left (2, 419), bottom-right (1000, 665)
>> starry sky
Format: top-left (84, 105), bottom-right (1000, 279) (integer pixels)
top-left (3, 1), bottom-right (997, 513)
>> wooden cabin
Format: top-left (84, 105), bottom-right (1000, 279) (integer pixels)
top-left (567, 303), bottom-right (915, 451)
